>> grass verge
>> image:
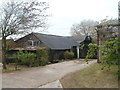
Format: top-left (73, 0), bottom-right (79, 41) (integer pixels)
top-left (2, 64), bottom-right (29, 73)
top-left (60, 63), bottom-right (118, 88)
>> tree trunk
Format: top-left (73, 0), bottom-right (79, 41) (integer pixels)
top-left (2, 37), bottom-right (7, 69)
top-left (97, 30), bottom-right (100, 63)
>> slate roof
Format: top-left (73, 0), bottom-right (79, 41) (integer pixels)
top-left (34, 33), bottom-right (80, 50)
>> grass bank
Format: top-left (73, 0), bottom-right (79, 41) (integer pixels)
top-left (60, 63), bottom-right (118, 88)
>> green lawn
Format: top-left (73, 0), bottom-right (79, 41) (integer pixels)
top-left (60, 63), bottom-right (119, 88)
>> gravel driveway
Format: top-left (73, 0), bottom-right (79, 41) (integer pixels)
top-left (2, 60), bottom-right (96, 88)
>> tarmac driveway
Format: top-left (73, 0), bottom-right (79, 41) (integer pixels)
top-left (2, 60), bottom-right (96, 88)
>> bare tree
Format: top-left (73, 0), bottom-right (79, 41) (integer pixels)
top-left (71, 18), bottom-right (118, 63)
top-left (0, 1), bottom-right (49, 69)
top-left (71, 20), bottom-right (98, 41)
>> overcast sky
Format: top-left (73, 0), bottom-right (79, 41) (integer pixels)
top-left (43, 0), bottom-right (119, 36)
top-left (0, 0), bottom-right (119, 37)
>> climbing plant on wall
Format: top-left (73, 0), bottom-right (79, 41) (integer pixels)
top-left (85, 43), bottom-right (98, 63)
top-left (101, 37), bottom-right (120, 65)
top-left (85, 37), bottom-right (120, 66)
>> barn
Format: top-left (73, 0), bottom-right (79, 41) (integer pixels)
top-left (9, 32), bottom-right (80, 61)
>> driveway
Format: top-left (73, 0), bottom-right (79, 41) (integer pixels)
top-left (2, 60), bottom-right (96, 88)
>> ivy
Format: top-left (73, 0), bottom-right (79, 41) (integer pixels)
top-left (85, 37), bottom-right (120, 67)
top-left (101, 37), bottom-right (120, 65)
top-left (85, 43), bottom-right (98, 63)
top-left (80, 44), bottom-right (85, 49)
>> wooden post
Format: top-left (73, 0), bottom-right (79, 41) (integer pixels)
top-left (32, 41), bottom-right (34, 46)
top-left (97, 30), bottom-right (100, 63)
top-left (77, 46), bottom-right (79, 59)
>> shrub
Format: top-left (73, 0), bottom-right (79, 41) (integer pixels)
top-left (17, 50), bottom-right (36, 67)
top-left (64, 51), bottom-right (74, 60)
top-left (36, 49), bottom-right (48, 66)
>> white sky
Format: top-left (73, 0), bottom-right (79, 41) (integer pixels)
top-left (44, 0), bottom-right (119, 36)
top-left (0, 0), bottom-right (120, 37)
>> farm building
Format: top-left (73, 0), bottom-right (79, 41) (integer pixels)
top-left (9, 32), bottom-right (80, 62)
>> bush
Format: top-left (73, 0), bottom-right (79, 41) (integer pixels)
top-left (64, 51), bottom-right (74, 60)
top-left (36, 49), bottom-right (48, 66)
top-left (17, 50), bottom-right (36, 67)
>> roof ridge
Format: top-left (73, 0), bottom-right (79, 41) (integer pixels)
top-left (33, 32), bottom-right (70, 38)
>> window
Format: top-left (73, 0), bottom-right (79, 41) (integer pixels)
top-left (28, 40), bottom-right (34, 46)
top-left (34, 41), bottom-right (38, 46)
top-left (28, 41), bottom-right (32, 46)
top-left (27, 40), bottom-right (41, 47)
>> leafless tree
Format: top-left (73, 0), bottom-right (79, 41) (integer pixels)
top-left (71, 20), bottom-right (98, 42)
top-left (0, 1), bottom-right (49, 69)
top-left (71, 18), bottom-right (118, 63)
